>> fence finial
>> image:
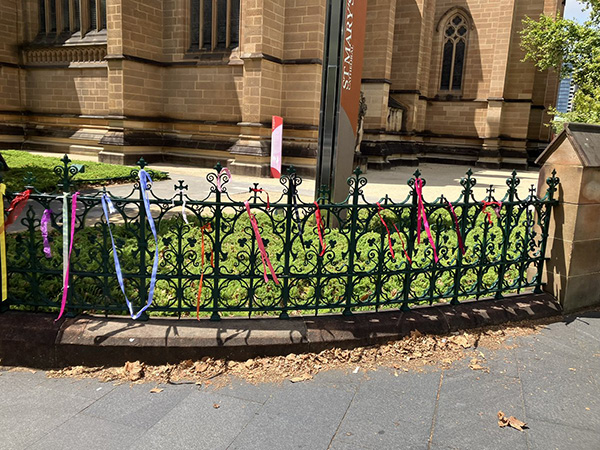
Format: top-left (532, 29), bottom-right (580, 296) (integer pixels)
top-left (136, 157), bottom-right (147, 170)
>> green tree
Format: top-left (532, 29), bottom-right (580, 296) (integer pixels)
top-left (521, 1), bottom-right (600, 132)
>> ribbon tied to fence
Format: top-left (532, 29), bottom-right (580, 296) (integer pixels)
top-left (41, 209), bottom-right (53, 258)
top-left (217, 167), bottom-right (231, 193)
top-left (376, 202), bottom-right (412, 265)
top-left (245, 201), bottom-right (279, 284)
top-left (415, 179), bottom-right (439, 263)
top-left (196, 222), bottom-right (214, 320)
top-left (445, 200), bottom-right (466, 256)
top-left (56, 192), bottom-right (79, 321)
top-left (101, 169), bottom-right (160, 320)
top-left (313, 201), bottom-right (326, 257)
top-left (481, 201), bottom-right (503, 225)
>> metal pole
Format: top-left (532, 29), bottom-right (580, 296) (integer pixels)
top-left (315, 0), bottom-right (346, 201)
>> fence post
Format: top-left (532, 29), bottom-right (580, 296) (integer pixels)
top-left (496, 171), bottom-right (518, 299)
top-left (343, 168), bottom-right (362, 316)
top-left (280, 167), bottom-right (297, 319)
top-left (210, 163), bottom-right (223, 321)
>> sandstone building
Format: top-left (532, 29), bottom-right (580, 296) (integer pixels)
top-left (0, 0), bottom-right (563, 176)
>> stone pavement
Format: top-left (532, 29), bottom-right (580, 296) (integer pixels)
top-left (0, 310), bottom-right (598, 450)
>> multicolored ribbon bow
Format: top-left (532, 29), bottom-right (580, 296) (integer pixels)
top-left (41, 209), bottom-right (53, 258)
top-left (245, 201), bottom-right (279, 284)
top-left (217, 167), bottom-right (231, 193)
top-left (313, 201), bottom-right (326, 257)
top-left (482, 201), bottom-right (503, 225)
top-left (415, 179), bottom-right (439, 263)
top-left (196, 222), bottom-right (214, 320)
top-left (0, 184), bottom-right (7, 301)
top-left (376, 202), bottom-right (412, 265)
top-left (56, 192), bottom-right (79, 321)
top-left (445, 200), bottom-right (465, 255)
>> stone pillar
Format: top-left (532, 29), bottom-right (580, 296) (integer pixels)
top-left (230, 0), bottom-right (284, 176)
top-left (537, 123), bottom-right (600, 312)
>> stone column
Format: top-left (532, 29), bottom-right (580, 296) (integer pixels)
top-left (538, 123), bottom-right (600, 312)
top-left (229, 0), bottom-right (284, 176)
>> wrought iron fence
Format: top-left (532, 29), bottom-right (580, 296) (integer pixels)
top-left (1, 156), bottom-right (559, 320)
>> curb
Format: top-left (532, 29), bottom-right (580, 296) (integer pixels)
top-left (0, 293), bottom-right (562, 369)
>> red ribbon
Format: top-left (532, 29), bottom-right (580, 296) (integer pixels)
top-left (245, 201), bottom-right (279, 284)
top-left (415, 179), bottom-right (439, 263)
top-left (3, 189), bottom-right (31, 231)
top-left (482, 201), bottom-right (502, 225)
top-left (313, 202), bottom-right (326, 257)
top-left (446, 200), bottom-right (466, 255)
top-left (250, 188), bottom-right (270, 210)
top-left (56, 192), bottom-right (79, 321)
top-left (377, 203), bottom-right (412, 265)
top-left (196, 223), bottom-right (214, 320)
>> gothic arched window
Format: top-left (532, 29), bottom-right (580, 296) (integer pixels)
top-left (440, 13), bottom-right (469, 91)
top-left (190, 0), bottom-right (240, 51)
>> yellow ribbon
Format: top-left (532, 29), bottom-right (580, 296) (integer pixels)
top-left (0, 183), bottom-right (7, 301)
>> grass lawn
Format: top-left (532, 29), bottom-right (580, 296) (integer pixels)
top-left (1, 150), bottom-right (168, 192)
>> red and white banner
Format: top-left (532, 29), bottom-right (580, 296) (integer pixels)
top-left (271, 116), bottom-right (283, 178)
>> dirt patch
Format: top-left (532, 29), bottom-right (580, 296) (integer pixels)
top-left (44, 319), bottom-right (550, 386)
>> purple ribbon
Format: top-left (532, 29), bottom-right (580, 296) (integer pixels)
top-left (41, 209), bottom-right (53, 258)
top-left (102, 169), bottom-right (160, 320)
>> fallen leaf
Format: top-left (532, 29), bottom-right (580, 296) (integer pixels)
top-left (569, 368), bottom-right (576, 372)
top-left (150, 387), bottom-right (163, 394)
top-left (394, 371), bottom-right (399, 377)
top-left (498, 411), bottom-right (527, 431)
top-left (410, 330), bottom-right (422, 339)
top-left (213, 403), bottom-right (220, 409)
top-left (124, 361), bottom-right (144, 381)
top-left (290, 374), bottom-right (313, 383)
top-left (353, 367), bottom-right (360, 374)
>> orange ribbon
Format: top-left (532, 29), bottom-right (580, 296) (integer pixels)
top-left (196, 223), bottom-right (214, 320)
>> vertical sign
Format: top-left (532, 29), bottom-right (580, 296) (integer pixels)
top-left (271, 116), bottom-right (283, 179)
top-left (316, 0), bottom-right (368, 203)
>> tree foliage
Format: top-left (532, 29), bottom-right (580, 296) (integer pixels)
top-left (520, 1), bottom-right (600, 131)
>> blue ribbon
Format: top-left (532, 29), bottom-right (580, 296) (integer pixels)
top-left (101, 169), bottom-right (160, 320)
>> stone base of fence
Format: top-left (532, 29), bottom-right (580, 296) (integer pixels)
top-left (0, 293), bottom-right (561, 369)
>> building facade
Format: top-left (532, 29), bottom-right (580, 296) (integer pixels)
top-left (0, 0), bottom-right (562, 176)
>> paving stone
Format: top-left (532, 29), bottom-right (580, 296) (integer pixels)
top-left (129, 389), bottom-right (261, 450)
top-left (517, 342), bottom-right (600, 431)
top-left (0, 384), bottom-right (94, 449)
top-left (431, 369), bottom-right (528, 450)
top-left (81, 383), bottom-right (193, 431)
top-left (526, 417), bottom-right (600, 450)
top-left (204, 376), bottom-right (283, 405)
top-left (27, 413), bottom-right (144, 450)
top-left (228, 379), bottom-right (357, 449)
top-left (329, 369), bottom-right (441, 449)
top-left (38, 376), bottom-right (117, 401)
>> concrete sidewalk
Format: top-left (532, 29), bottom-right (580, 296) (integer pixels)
top-left (29, 151), bottom-right (540, 202)
top-left (1, 309), bottom-right (598, 450)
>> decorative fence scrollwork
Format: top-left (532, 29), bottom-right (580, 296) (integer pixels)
top-left (1, 156), bottom-right (559, 320)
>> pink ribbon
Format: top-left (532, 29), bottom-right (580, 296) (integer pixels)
top-left (313, 202), bottom-right (326, 257)
top-left (415, 179), bottom-right (439, 263)
top-left (446, 200), bottom-right (465, 255)
top-left (56, 192), bottom-right (79, 321)
top-left (482, 201), bottom-right (502, 225)
top-left (41, 209), bottom-right (53, 258)
top-left (217, 168), bottom-right (231, 193)
top-left (251, 188), bottom-right (270, 210)
top-left (245, 201), bottom-right (279, 284)
top-left (377, 202), bottom-right (412, 265)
